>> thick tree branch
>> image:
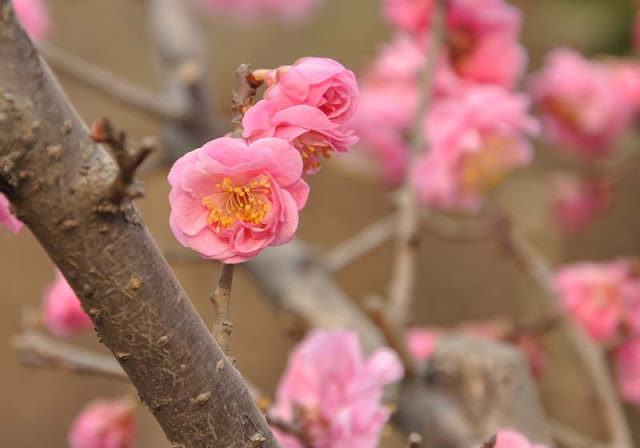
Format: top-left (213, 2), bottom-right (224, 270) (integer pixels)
top-left (0, 4), bottom-right (278, 447)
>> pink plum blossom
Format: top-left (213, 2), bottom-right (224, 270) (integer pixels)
top-left (609, 61), bottom-right (640, 117)
top-left (549, 174), bottom-right (613, 235)
top-left (13, 0), bottom-right (51, 41)
top-left (260, 57), bottom-right (359, 125)
top-left (243, 100), bottom-right (358, 175)
top-left (477, 429), bottom-right (548, 448)
top-left (383, 0), bottom-right (433, 34)
top-left (168, 137), bottom-right (309, 264)
top-left (413, 86), bottom-right (539, 212)
top-left (407, 327), bottom-right (441, 361)
top-left (554, 260), bottom-right (640, 342)
top-left (0, 193), bottom-right (23, 234)
top-left (68, 399), bottom-right (136, 448)
top-left (614, 338), bottom-right (640, 406)
top-left (197, 0), bottom-right (324, 23)
top-left (530, 48), bottom-right (631, 158)
top-left (271, 329), bottom-right (404, 448)
top-left (42, 270), bottom-right (93, 338)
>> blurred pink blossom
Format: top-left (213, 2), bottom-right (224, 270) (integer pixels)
top-left (549, 174), bottom-right (613, 235)
top-left (530, 48), bottom-right (631, 158)
top-left (477, 429), bottom-right (548, 448)
top-left (0, 193), bottom-right (23, 234)
top-left (197, 0), bottom-right (324, 23)
top-left (42, 270), bottom-right (93, 338)
top-left (271, 329), bottom-right (404, 448)
top-left (609, 61), bottom-right (640, 116)
top-left (261, 57), bottom-right (359, 125)
top-left (168, 137), bottom-right (309, 263)
top-left (383, 0), bottom-right (433, 34)
top-left (413, 86), bottom-right (538, 211)
top-left (243, 100), bottom-right (358, 175)
top-left (614, 338), bottom-right (640, 406)
top-left (68, 399), bottom-right (136, 448)
top-left (13, 0), bottom-right (51, 41)
top-left (407, 327), bottom-right (442, 360)
top-left (554, 260), bottom-right (640, 342)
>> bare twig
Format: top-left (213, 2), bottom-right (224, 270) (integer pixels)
top-left (231, 64), bottom-right (263, 137)
top-left (550, 420), bottom-right (610, 448)
top-left (11, 331), bottom-right (128, 382)
top-left (39, 43), bottom-right (184, 121)
top-left (324, 215), bottom-right (397, 273)
top-left (210, 263), bottom-right (235, 356)
top-left (388, 0), bottom-right (446, 325)
top-left (494, 209), bottom-right (633, 448)
top-left (90, 118), bottom-right (155, 203)
top-left (365, 297), bottom-right (419, 377)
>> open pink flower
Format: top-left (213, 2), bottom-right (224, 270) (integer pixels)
top-left (13, 0), bottom-right (51, 41)
top-left (243, 101), bottom-right (358, 175)
top-left (271, 330), bottom-right (404, 448)
top-left (554, 260), bottom-right (640, 342)
top-left (262, 58), bottom-right (359, 125)
top-left (42, 270), bottom-right (93, 338)
top-left (530, 48), bottom-right (631, 158)
top-left (0, 193), bottom-right (23, 234)
top-left (413, 86), bottom-right (538, 211)
top-left (549, 174), bottom-right (613, 235)
top-left (614, 338), bottom-right (640, 406)
top-left (477, 429), bottom-right (548, 448)
top-left (68, 399), bottom-right (136, 448)
top-left (197, 0), bottom-right (324, 23)
top-left (169, 137), bottom-right (309, 263)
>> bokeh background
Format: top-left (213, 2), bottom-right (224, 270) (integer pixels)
top-left (2, 0), bottom-right (640, 446)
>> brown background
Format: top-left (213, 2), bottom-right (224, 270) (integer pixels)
top-left (1, 0), bottom-right (640, 446)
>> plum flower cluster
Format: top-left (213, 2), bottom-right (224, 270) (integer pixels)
top-left (169, 58), bottom-right (358, 263)
top-left (197, 0), bottom-right (324, 23)
top-left (554, 259), bottom-right (640, 405)
top-left (269, 330), bottom-right (403, 448)
top-left (350, 0), bottom-right (538, 212)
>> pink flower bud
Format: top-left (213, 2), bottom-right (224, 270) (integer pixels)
top-left (168, 137), bottom-right (309, 263)
top-left (42, 270), bottom-right (93, 338)
top-left (271, 330), bottom-right (404, 448)
top-left (477, 429), bottom-right (548, 448)
top-left (13, 0), bottom-right (51, 42)
top-left (68, 399), bottom-right (136, 448)
top-left (407, 327), bottom-right (441, 360)
top-left (0, 193), bottom-right (23, 234)
top-left (263, 57), bottom-right (359, 125)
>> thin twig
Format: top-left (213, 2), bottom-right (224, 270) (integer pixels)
top-left (388, 0), bottom-right (446, 325)
top-left (365, 296), bottom-right (419, 377)
top-left (494, 208), bottom-right (633, 448)
top-left (11, 331), bottom-right (129, 382)
top-left (324, 215), bottom-right (397, 273)
top-left (210, 263), bottom-right (235, 355)
top-left (39, 43), bottom-right (185, 121)
top-left (550, 420), bottom-right (610, 448)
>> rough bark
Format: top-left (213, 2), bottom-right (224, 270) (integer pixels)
top-left (0, 3), bottom-right (278, 447)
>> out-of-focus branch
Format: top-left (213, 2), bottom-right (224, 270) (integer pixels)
top-left (210, 263), bottom-right (235, 356)
top-left (388, 0), bottom-right (446, 325)
top-left (324, 214), bottom-right (397, 273)
top-left (0, 4), bottom-right (279, 447)
top-left (39, 43), bottom-right (185, 121)
top-left (494, 209), bottom-right (633, 448)
top-left (12, 331), bottom-right (128, 382)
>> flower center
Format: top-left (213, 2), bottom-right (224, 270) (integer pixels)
top-left (294, 137), bottom-right (333, 173)
top-left (459, 136), bottom-right (518, 195)
top-left (203, 176), bottom-right (271, 230)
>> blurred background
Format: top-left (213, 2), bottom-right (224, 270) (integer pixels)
top-left (2, 0), bottom-right (640, 446)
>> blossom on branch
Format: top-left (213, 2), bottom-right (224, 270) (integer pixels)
top-left (0, 193), bottom-right (23, 234)
top-left (412, 86), bottom-right (539, 212)
top-left (68, 398), bottom-right (136, 448)
top-left (42, 270), bottom-right (93, 338)
top-left (270, 330), bottom-right (404, 448)
top-left (168, 137), bottom-right (309, 263)
top-left (530, 48), bottom-right (631, 159)
top-left (13, 0), bottom-right (51, 42)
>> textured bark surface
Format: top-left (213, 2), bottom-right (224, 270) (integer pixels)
top-left (0, 3), bottom-right (278, 447)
